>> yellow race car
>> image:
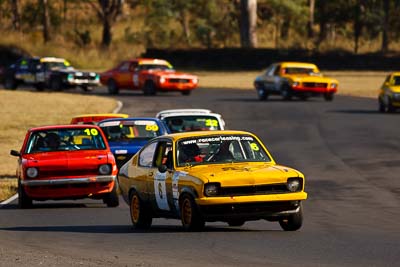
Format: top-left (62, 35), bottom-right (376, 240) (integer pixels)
top-left (254, 62), bottom-right (339, 101)
top-left (379, 72), bottom-right (400, 113)
top-left (118, 130), bottom-right (307, 231)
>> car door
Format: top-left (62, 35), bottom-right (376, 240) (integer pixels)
top-left (115, 61), bottom-right (137, 88)
top-left (149, 140), bottom-right (174, 215)
top-left (264, 64), bottom-right (284, 92)
top-left (14, 59), bottom-right (30, 83)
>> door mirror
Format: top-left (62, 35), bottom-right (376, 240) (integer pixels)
top-left (10, 150), bottom-right (21, 157)
top-left (158, 164), bottom-right (168, 173)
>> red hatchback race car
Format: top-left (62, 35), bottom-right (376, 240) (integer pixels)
top-left (10, 124), bottom-right (119, 208)
top-left (100, 58), bottom-right (198, 95)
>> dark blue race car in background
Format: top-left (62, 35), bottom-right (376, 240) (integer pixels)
top-left (98, 118), bottom-right (168, 168)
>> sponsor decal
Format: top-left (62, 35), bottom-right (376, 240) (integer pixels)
top-left (154, 171), bottom-right (169, 211)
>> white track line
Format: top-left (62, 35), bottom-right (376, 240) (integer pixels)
top-left (0, 193), bottom-right (18, 206)
top-left (113, 101), bottom-right (123, 114)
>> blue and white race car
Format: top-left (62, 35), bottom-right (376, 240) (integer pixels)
top-left (98, 118), bottom-right (168, 168)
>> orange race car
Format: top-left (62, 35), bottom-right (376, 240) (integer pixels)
top-left (100, 58), bottom-right (198, 96)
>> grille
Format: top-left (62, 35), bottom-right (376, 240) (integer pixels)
top-left (74, 75), bottom-right (96, 81)
top-left (218, 184), bottom-right (289, 196)
top-left (169, 78), bottom-right (190, 83)
top-left (39, 169), bottom-right (98, 178)
top-left (302, 82), bottom-right (327, 88)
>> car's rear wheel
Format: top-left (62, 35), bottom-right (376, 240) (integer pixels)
top-left (107, 79), bottom-right (119, 95)
top-left (324, 93), bottom-right (334, 101)
top-left (143, 80), bottom-right (156, 96)
top-left (257, 88), bottom-right (268, 100)
top-left (180, 194), bottom-right (205, 231)
top-left (130, 191), bottom-right (152, 229)
top-left (181, 90), bottom-right (191, 96)
top-left (34, 83), bottom-right (44, 91)
top-left (4, 76), bottom-right (17, 90)
top-left (278, 204), bottom-right (303, 231)
top-left (103, 181), bottom-right (119, 207)
top-left (227, 219), bottom-right (246, 227)
top-left (18, 180), bottom-right (32, 209)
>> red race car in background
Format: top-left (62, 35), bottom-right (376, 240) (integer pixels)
top-left (10, 124), bottom-right (119, 208)
top-left (100, 58), bottom-right (198, 96)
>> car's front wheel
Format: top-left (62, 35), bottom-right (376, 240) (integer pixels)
top-left (103, 182), bottom-right (119, 207)
top-left (18, 180), bottom-right (32, 209)
top-left (181, 90), bottom-right (191, 96)
top-left (180, 194), bottom-right (205, 231)
top-left (324, 93), bottom-right (334, 101)
top-left (281, 84), bottom-right (292, 100)
top-left (379, 98), bottom-right (386, 113)
top-left (143, 80), bottom-right (156, 96)
top-left (130, 191), bottom-right (152, 229)
top-left (278, 204), bottom-right (303, 231)
top-left (107, 79), bottom-right (119, 95)
top-left (257, 88), bottom-right (268, 101)
top-left (50, 77), bottom-right (62, 91)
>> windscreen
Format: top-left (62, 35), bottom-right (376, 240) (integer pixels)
top-left (164, 115), bottom-right (221, 133)
top-left (176, 135), bottom-right (271, 166)
top-left (25, 128), bottom-right (106, 153)
top-left (138, 63), bottom-right (173, 71)
top-left (283, 67), bottom-right (318, 75)
top-left (99, 120), bottom-right (162, 142)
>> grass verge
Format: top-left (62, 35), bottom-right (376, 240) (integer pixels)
top-left (0, 90), bottom-right (116, 202)
top-left (195, 70), bottom-right (386, 98)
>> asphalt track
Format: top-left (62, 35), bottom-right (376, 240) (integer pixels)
top-left (1, 87), bottom-right (399, 266)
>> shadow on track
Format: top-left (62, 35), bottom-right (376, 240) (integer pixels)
top-left (0, 224), bottom-right (270, 234)
top-left (328, 109), bottom-right (389, 114)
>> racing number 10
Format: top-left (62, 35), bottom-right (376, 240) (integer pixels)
top-left (84, 128), bottom-right (99, 136)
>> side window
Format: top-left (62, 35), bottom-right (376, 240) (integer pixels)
top-left (129, 62), bottom-right (138, 72)
top-left (20, 59), bottom-right (29, 70)
top-left (266, 65), bottom-right (276, 76)
top-left (118, 62), bottom-right (130, 72)
top-left (273, 65), bottom-right (281, 76)
top-left (154, 142), bottom-right (173, 168)
top-left (139, 142), bottom-right (158, 167)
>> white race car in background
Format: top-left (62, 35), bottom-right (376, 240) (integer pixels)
top-left (156, 109), bottom-right (226, 133)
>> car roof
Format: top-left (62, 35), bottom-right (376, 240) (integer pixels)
top-left (40, 57), bottom-right (66, 63)
top-left (278, 62), bottom-right (318, 69)
top-left (159, 130), bottom-right (255, 142)
top-left (70, 113), bottom-right (129, 124)
top-left (156, 109), bottom-right (212, 118)
top-left (98, 117), bottom-right (162, 125)
top-left (28, 124), bottom-right (101, 132)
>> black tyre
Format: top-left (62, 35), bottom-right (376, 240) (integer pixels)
top-left (4, 76), bottom-right (17, 90)
top-left (81, 85), bottom-right (93, 92)
top-left (34, 83), bottom-right (44, 91)
top-left (281, 84), bottom-right (292, 100)
top-left (107, 79), bottom-right (119, 95)
top-left (130, 191), bottom-right (152, 229)
top-left (181, 90), bottom-right (191, 96)
top-left (324, 93), bottom-right (334, 101)
top-left (387, 99), bottom-right (396, 113)
top-left (378, 98), bottom-right (386, 113)
top-left (50, 77), bottom-right (62, 91)
top-left (143, 80), bottom-right (156, 96)
top-left (180, 194), bottom-right (205, 231)
top-left (18, 180), bottom-right (32, 209)
top-left (103, 181), bottom-right (119, 207)
top-left (257, 88), bottom-right (268, 101)
top-left (279, 204), bottom-right (303, 231)
top-left (227, 219), bottom-right (246, 227)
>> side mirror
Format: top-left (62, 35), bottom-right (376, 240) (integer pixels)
top-left (158, 164), bottom-right (168, 173)
top-left (10, 150), bottom-right (21, 157)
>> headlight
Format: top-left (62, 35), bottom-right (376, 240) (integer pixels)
top-left (204, 183), bottom-right (220, 196)
top-left (292, 82), bottom-right (300, 87)
top-left (192, 78), bottom-right (198, 84)
top-left (26, 167), bottom-right (38, 178)
top-left (286, 178), bottom-right (302, 192)
top-left (67, 73), bottom-right (74, 81)
top-left (330, 83), bottom-right (338, 89)
top-left (99, 164), bottom-right (111, 175)
top-left (159, 77), bottom-right (166, 83)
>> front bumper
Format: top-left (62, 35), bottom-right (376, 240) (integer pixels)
top-left (292, 86), bottom-right (337, 94)
top-left (67, 79), bottom-right (100, 86)
top-left (22, 175), bottom-right (116, 199)
top-left (196, 192), bottom-right (307, 221)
